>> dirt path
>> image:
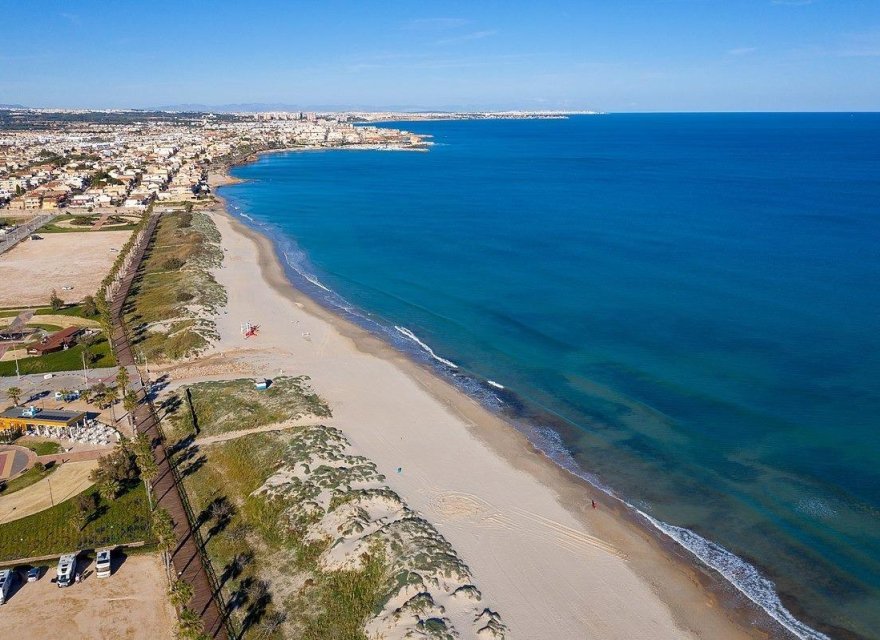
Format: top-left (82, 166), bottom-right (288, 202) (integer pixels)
top-left (193, 416), bottom-right (328, 447)
top-left (92, 211), bottom-right (112, 230)
top-left (0, 460), bottom-right (97, 524)
top-left (0, 553), bottom-right (175, 639)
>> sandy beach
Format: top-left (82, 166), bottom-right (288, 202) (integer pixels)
top-left (158, 180), bottom-right (786, 639)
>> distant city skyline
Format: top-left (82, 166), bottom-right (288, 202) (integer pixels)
top-left (1, 0), bottom-right (879, 112)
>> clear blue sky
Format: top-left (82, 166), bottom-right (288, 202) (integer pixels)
top-left (1, 0), bottom-right (878, 111)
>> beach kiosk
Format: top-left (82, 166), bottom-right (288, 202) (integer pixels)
top-left (0, 406), bottom-right (87, 435)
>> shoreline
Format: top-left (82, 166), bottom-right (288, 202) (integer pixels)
top-left (203, 160), bottom-right (798, 639)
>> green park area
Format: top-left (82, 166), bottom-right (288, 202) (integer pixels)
top-left (0, 336), bottom-right (114, 377)
top-left (0, 483), bottom-right (152, 562)
top-left (0, 440), bottom-right (156, 563)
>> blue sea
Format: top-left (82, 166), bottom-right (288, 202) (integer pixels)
top-left (220, 114), bottom-right (880, 640)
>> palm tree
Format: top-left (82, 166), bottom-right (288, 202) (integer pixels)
top-left (177, 607), bottom-right (206, 640)
top-left (133, 433), bottom-right (158, 481)
top-left (49, 289), bottom-right (63, 312)
top-left (169, 578), bottom-right (194, 609)
top-left (6, 386), bottom-right (22, 406)
top-left (116, 366), bottom-right (130, 391)
top-left (122, 389), bottom-right (138, 414)
top-left (98, 477), bottom-right (121, 501)
top-left (152, 507), bottom-right (176, 574)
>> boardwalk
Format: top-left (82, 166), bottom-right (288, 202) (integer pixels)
top-left (107, 212), bottom-right (230, 639)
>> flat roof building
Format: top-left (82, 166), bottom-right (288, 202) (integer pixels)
top-left (0, 406), bottom-right (87, 431)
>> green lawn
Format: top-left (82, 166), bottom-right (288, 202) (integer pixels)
top-left (34, 304), bottom-right (95, 318)
top-left (26, 323), bottom-right (64, 332)
top-left (0, 336), bottom-right (115, 376)
top-left (37, 214), bottom-right (138, 234)
top-left (17, 439), bottom-right (63, 456)
top-left (0, 304), bottom-right (96, 319)
top-left (0, 482), bottom-right (153, 562)
top-left (0, 463), bottom-right (57, 496)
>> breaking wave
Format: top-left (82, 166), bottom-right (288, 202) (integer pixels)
top-left (394, 326), bottom-right (459, 369)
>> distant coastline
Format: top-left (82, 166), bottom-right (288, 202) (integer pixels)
top-left (208, 114), bottom-right (880, 639)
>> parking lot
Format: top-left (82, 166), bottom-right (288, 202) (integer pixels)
top-left (0, 552), bottom-right (175, 639)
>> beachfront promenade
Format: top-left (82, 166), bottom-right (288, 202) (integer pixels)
top-left (107, 211), bottom-right (229, 639)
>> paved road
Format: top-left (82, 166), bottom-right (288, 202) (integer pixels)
top-left (0, 214), bottom-right (57, 256)
top-left (0, 367), bottom-right (118, 402)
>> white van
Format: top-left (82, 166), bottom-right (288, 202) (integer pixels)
top-left (56, 554), bottom-right (76, 588)
top-left (95, 549), bottom-right (111, 578)
top-left (0, 568), bottom-right (13, 604)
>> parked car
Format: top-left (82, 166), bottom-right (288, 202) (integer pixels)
top-left (27, 566), bottom-right (41, 582)
top-left (56, 554), bottom-right (76, 588)
top-left (0, 568), bottom-right (13, 604)
top-left (95, 549), bottom-right (112, 578)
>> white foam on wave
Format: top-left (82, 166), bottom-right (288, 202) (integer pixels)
top-left (394, 326), bottom-right (459, 369)
top-left (487, 380), bottom-right (505, 389)
top-left (301, 271), bottom-right (331, 292)
top-left (522, 425), bottom-right (828, 640)
top-left (638, 513), bottom-right (830, 640)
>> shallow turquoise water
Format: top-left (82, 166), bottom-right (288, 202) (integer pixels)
top-left (222, 114), bottom-right (880, 639)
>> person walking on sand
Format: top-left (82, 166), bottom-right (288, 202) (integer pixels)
top-left (591, 499), bottom-right (597, 509)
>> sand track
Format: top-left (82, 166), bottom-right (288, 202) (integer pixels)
top-left (0, 230), bottom-right (132, 306)
top-left (0, 460), bottom-right (97, 524)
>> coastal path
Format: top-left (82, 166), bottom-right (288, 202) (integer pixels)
top-left (193, 416), bottom-right (330, 447)
top-left (107, 211), bottom-right (231, 640)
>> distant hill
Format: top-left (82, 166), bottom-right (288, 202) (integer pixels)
top-left (0, 103), bottom-right (26, 109)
